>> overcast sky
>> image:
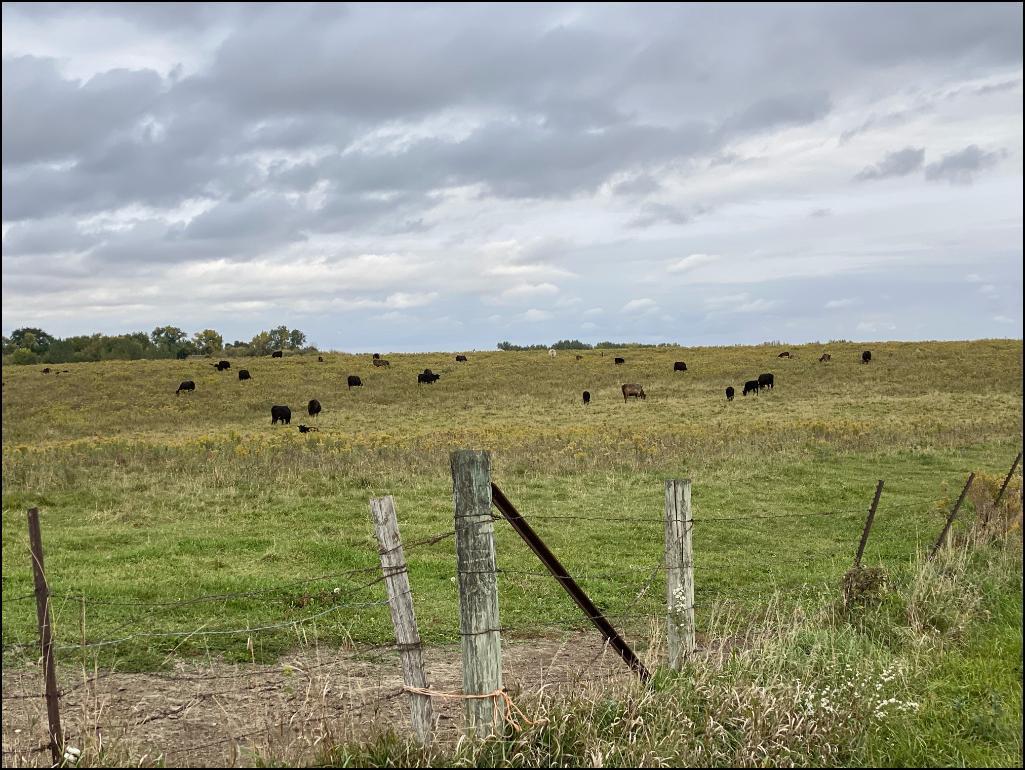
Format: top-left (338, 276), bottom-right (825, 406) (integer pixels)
top-left (2, 3), bottom-right (1022, 351)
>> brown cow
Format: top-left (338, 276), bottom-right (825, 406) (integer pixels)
top-left (372, 359), bottom-right (390, 367)
top-left (621, 383), bottom-right (646, 401)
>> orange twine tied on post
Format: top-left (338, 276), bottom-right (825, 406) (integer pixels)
top-left (402, 686), bottom-right (546, 733)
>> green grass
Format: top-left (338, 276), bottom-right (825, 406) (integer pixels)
top-left (316, 541), bottom-right (1023, 768)
top-left (1, 339), bottom-right (1021, 674)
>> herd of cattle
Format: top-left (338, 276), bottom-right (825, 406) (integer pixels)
top-left (169, 348), bottom-right (874, 428)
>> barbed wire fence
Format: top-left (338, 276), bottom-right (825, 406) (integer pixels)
top-left (1, 449), bottom-right (1021, 765)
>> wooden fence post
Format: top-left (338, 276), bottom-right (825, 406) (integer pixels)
top-left (450, 450), bottom-right (503, 736)
top-left (369, 496), bottom-right (435, 746)
top-left (853, 480), bottom-right (885, 568)
top-left (929, 473), bottom-right (975, 560)
top-left (27, 508), bottom-right (64, 767)
top-left (664, 480), bottom-right (695, 669)
top-left (994, 451), bottom-right (1021, 507)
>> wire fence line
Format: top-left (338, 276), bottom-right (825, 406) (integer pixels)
top-left (3, 461), bottom-right (1018, 767)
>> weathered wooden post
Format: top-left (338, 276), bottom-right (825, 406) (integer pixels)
top-left (994, 451), bottom-right (1021, 507)
top-left (853, 480), bottom-right (885, 568)
top-left (451, 450), bottom-right (503, 736)
top-left (664, 480), bottom-right (695, 669)
top-left (27, 508), bottom-right (64, 767)
top-left (369, 495), bottom-right (435, 745)
top-left (929, 473), bottom-right (975, 560)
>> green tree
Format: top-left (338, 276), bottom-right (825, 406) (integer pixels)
top-left (192, 329), bottom-right (224, 356)
top-left (10, 327), bottom-right (54, 353)
top-left (9, 347), bottom-right (38, 364)
top-left (249, 331), bottom-right (273, 356)
top-left (267, 325), bottom-right (290, 351)
top-left (287, 329), bottom-right (306, 350)
top-left (150, 326), bottom-right (187, 355)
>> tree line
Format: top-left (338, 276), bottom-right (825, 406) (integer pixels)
top-left (496, 339), bottom-right (676, 351)
top-left (1, 326), bottom-right (316, 365)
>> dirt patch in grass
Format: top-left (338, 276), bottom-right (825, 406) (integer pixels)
top-left (1, 632), bottom-right (641, 767)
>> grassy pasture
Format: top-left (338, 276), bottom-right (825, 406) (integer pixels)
top-left (1, 339), bottom-right (1021, 673)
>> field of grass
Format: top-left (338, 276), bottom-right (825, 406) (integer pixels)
top-left (1, 338), bottom-right (1020, 669)
top-left (1, 337), bottom-right (1022, 766)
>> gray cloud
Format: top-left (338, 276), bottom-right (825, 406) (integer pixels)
top-left (2, 3), bottom-right (1022, 346)
top-left (855, 147), bottom-right (926, 181)
top-left (924, 145), bottom-right (1007, 185)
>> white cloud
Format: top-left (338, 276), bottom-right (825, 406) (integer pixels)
top-left (622, 298), bottom-right (658, 314)
top-left (825, 297), bottom-right (859, 309)
top-left (666, 253), bottom-right (720, 273)
top-left (521, 308), bottom-right (552, 322)
top-left (498, 282), bottom-right (560, 302)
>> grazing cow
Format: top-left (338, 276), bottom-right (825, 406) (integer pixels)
top-left (726, 386), bottom-right (735, 401)
top-left (308, 399), bottom-right (322, 419)
top-left (455, 355), bottom-right (467, 362)
top-left (347, 375), bottom-right (363, 389)
top-left (318, 356), bottom-right (324, 362)
top-left (548, 348), bottom-right (557, 358)
top-left (41, 367), bottom-right (51, 374)
top-left (373, 353), bottom-right (381, 360)
top-left (176, 380), bottom-right (195, 395)
top-left (238, 369), bottom-right (251, 381)
top-left (614, 357), bottom-right (625, 365)
top-left (272, 350), bottom-right (283, 358)
top-left (819, 353), bottom-right (831, 363)
top-left (758, 373), bottom-right (774, 390)
top-left (582, 390), bottom-right (591, 405)
top-left (417, 371), bottom-right (441, 384)
top-left (213, 360), bottom-right (230, 371)
top-left (575, 355), bottom-right (583, 360)
top-left (862, 350), bottom-right (872, 364)
top-left (673, 361), bottom-right (687, 372)
top-left (622, 383), bottom-right (646, 401)
top-left (778, 351), bottom-right (791, 359)
top-left (271, 405), bottom-right (291, 424)
top-left (373, 358), bottom-right (390, 367)
top-left (298, 425), bottom-right (319, 433)
top-left (743, 379), bottom-right (759, 396)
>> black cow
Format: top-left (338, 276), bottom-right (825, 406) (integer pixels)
top-left (622, 383), bottom-right (646, 401)
top-left (238, 369), bottom-right (251, 381)
top-left (614, 357), bottom-right (625, 365)
top-left (819, 353), bottom-right (831, 363)
top-left (41, 367), bottom-right (52, 374)
top-left (455, 355), bottom-right (467, 362)
top-left (575, 355), bottom-right (583, 360)
top-left (176, 380), bottom-right (195, 395)
top-left (418, 371), bottom-right (441, 384)
top-left (673, 361), bottom-right (687, 372)
top-left (726, 386), bottom-right (735, 401)
top-left (862, 350), bottom-right (872, 364)
top-left (308, 399), bottom-right (322, 419)
top-left (271, 405), bottom-right (291, 424)
top-left (213, 360), bottom-right (230, 371)
top-left (298, 425), bottom-right (319, 433)
top-left (318, 356), bottom-right (324, 362)
top-left (582, 390), bottom-right (591, 405)
top-left (347, 375), bottom-right (363, 389)
top-left (272, 350), bottom-right (283, 358)
top-left (743, 379), bottom-right (759, 396)
top-left (758, 373), bottom-right (774, 390)
top-left (372, 353), bottom-right (381, 360)
top-left (778, 351), bottom-right (791, 358)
